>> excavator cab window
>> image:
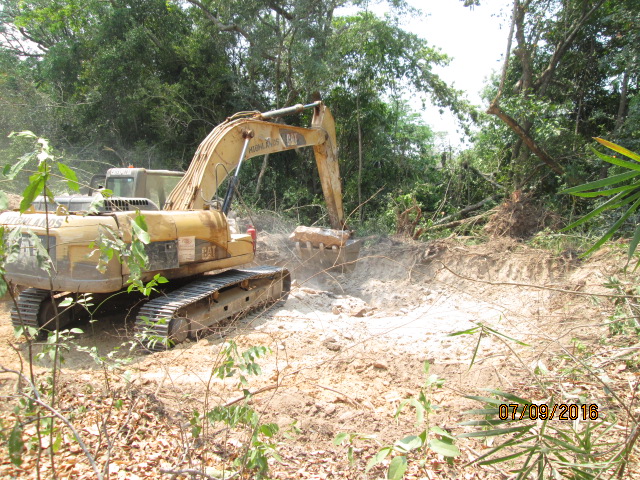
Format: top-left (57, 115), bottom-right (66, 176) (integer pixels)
top-left (146, 172), bottom-right (182, 209)
top-left (106, 177), bottom-right (135, 197)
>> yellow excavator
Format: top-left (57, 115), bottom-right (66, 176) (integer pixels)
top-left (1, 101), bottom-right (358, 349)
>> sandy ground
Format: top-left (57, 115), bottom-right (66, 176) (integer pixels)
top-left (0, 232), bottom-right (635, 479)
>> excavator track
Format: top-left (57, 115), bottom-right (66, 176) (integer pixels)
top-left (10, 288), bottom-right (50, 331)
top-left (135, 266), bottom-right (290, 351)
top-left (11, 288), bottom-right (79, 338)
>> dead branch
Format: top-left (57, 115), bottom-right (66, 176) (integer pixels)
top-left (315, 383), bottom-right (367, 409)
top-left (429, 208), bottom-right (497, 231)
top-left (224, 383), bottom-right (280, 407)
top-left (432, 194), bottom-right (501, 226)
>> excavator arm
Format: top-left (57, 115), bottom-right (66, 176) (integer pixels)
top-left (164, 101), bottom-right (346, 231)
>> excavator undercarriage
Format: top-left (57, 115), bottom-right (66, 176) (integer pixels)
top-left (11, 267), bottom-right (290, 350)
top-left (134, 266), bottom-right (290, 350)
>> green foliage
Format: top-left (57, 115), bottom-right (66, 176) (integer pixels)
top-left (468, 0), bottom-right (640, 201)
top-left (603, 276), bottom-right (640, 335)
top-left (7, 421), bottom-right (25, 466)
top-left (562, 138), bottom-right (640, 262)
top-left (527, 229), bottom-right (595, 256)
top-left (189, 340), bottom-right (281, 479)
top-left (0, 0), bottom-right (468, 230)
top-left (214, 341), bottom-right (270, 388)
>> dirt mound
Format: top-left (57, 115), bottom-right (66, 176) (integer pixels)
top-left (484, 191), bottom-right (561, 239)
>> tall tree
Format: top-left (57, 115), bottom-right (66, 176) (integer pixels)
top-left (471, 0), bottom-right (639, 194)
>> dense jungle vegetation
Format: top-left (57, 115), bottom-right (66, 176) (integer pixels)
top-left (0, 0), bottom-right (638, 238)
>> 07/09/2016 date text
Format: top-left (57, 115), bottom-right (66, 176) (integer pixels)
top-left (499, 403), bottom-right (599, 421)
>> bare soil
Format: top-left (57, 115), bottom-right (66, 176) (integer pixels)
top-left (0, 227), bottom-right (638, 479)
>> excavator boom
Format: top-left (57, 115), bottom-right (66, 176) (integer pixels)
top-left (165, 101), bottom-right (346, 231)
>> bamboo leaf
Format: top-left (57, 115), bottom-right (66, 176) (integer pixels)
top-left (463, 395), bottom-right (503, 405)
top-left (462, 408), bottom-right (500, 416)
top-left (458, 419), bottom-right (512, 427)
top-left (484, 389), bottom-right (531, 404)
top-left (572, 183), bottom-right (638, 198)
top-left (629, 224), bottom-right (640, 261)
top-left (447, 327), bottom-right (480, 336)
top-left (469, 328), bottom-right (482, 369)
top-left (478, 448), bottom-right (531, 465)
top-left (592, 149), bottom-right (640, 172)
top-left (469, 433), bottom-right (538, 464)
top-left (561, 170), bottom-right (640, 194)
top-left (584, 196), bottom-right (640, 255)
top-left (483, 325), bottom-right (529, 346)
top-left (595, 137), bottom-right (640, 162)
top-left (541, 434), bottom-right (589, 455)
top-left (458, 425), bottom-right (532, 438)
top-left (562, 190), bottom-right (640, 231)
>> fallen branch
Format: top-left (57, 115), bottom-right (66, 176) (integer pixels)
top-left (429, 208), bottom-right (497, 231)
top-left (315, 383), bottom-right (368, 409)
top-left (432, 194), bottom-right (501, 227)
top-left (224, 384), bottom-right (280, 407)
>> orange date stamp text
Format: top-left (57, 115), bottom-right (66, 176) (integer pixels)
top-left (498, 403), bottom-right (599, 421)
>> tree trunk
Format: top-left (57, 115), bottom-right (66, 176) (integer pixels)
top-left (356, 96), bottom-right (364, 223)
top-left (255, 153), bottom-right (270, 196)
top-left (614, 69), bottom-right (630, 134)
top-left (487, 102), bottom-right (564, 175)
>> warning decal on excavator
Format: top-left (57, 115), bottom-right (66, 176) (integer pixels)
top-left (178, 236), bottom-right (195, 263)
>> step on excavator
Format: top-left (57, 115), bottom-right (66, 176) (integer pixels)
top-left (1, 101), bottom-right (359, 350)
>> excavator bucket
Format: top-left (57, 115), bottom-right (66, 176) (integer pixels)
top-left (290, 226), bottom-right (361, 274)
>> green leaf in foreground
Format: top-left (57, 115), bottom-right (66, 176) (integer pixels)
top-left (8, 421), bottom-right (24, 466)
top-left (57, 162), bottom-right (80, 192)
top-left (387, 455), bottom-right (407, 480)
top-left (430, 438), bottom-right (461, 458)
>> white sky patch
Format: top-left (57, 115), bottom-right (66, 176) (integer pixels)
top-left (336, 0), bottom-right (514, 149)
top-left (405, 0), bottom-right (513, 147)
